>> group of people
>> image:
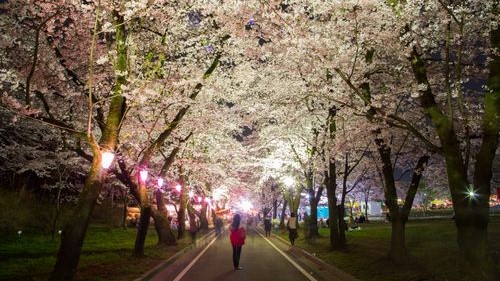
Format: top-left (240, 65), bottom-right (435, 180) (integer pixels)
top-left (354, 214), bottom-right (367, 223)
top-left (220, 212), bottom-right (304, 270)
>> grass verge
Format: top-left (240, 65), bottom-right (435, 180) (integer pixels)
top-left (0, 225), bottom-right (192, 281)
top-left (279, 216), bottom-right (500, 281)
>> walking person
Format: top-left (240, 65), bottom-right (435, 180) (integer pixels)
top-left (230, 214), bottom-right (246, 270)
top-left (287, 212), bottom-right (298, 245)
top-left (264, 215), bottom-right (272, 237)
top-left (215, 216), bottom-right (223, 235)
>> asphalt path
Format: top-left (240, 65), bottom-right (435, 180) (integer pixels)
top-left (146, 227), bottom-right (325, 281)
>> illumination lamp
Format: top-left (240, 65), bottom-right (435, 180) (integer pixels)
top-left (101, 151), bottom-right (115, 169)
top-left (283, 176), bottom-right (294, 188)
top-left (139, 169), bottom-right (148, 182)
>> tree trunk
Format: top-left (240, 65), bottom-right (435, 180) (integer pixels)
top-left (187, 203), bottom-right (197, 236)
top-left (308, 200), bottom-right (319, 238)
top-left (364, 193), bottom-right (369, 222)
top-left (279, 199), bottom-right (287, 229)
top-left (306, 170), bottom-right (322, 238)
top-left (151, 208), bottom-right (176, 246)
top-left (51, 9), bottom-right (127, 279)
top-left (337, 205), bottom-right (347, 247)
top-left (325, 165), bottom-right (341, 249)
top-left (153, 190), bottom-right (176, 245)
top-left (409, 38), bottom-right (498, 268)
top-left (49, 150), bottom-right (103, 281)
top-left (177, 176), bottom-right (188, 239)
top-left (375, 136), bottom-right (407, 261)
top-left (272, 198), bottom-right (278, 219)
top-left (199, 202), bottom-right (209, 230)
top-left (388, 214), bottom-right (408, 262)
top-left (122, 188), bottom-right (128, 229)
top-left (133, 180), bottom-right (150, 257)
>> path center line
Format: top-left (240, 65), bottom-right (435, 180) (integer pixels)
top-left (258, 232), bottom-right (318, 281)
top-left (172, 237), bottom-right (218, 281)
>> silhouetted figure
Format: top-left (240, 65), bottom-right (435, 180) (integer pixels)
top-left (264, 216), bottom-right (272, 237)
top-left (287, 212), bottom-right (298, 245)
top-left (215, 217), bottom-right (223, 235)
top-left (359, 215), bottom-right (366, 223)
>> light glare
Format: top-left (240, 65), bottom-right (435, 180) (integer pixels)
top-left (139, 170), bottom-right (148, 182)
top-left (241, 200), bottom-right (253, 212)
top-left (101, 152), bottom-right (115, 169)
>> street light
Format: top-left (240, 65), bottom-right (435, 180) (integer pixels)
top-left (188, 190), bottom-right (194, 198)
top-left (157, 178), bottom-right (164, 188)
top-left (283, 176), bottom-right (294, 188)
top-left (139, 169), bottom-right (148, 182)
top-left (101, 151), bottom-right (115, 169)
top-left (175, 184), bottom-right (182, 192)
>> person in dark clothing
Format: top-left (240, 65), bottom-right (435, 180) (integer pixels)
top-left (264, 216), bottom-right (272, 237)
top-left (230, 214), bottom-right (246, 270)
top-left (215, 217), bottom-right (223, 235)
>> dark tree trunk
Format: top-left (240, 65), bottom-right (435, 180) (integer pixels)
top-left (133, 180), bottom-right (151, 257)
top-left (306, 170), bottom-right (323, 238)
top-left (325, 165), bottom-right (341, 249)
top-left (388, 213), bottom-right (408, 262)
top-left (279, 199), bottom-right (287, 229)
top-left (199, 202), bottom-right (209, 230)
top-left (50, 10), bottom-right (127, 277)
top-left (122, 188), bottom-right (128, 229)
top-left (272, 198), bottom-right (278, 219)
top-left (133, 206), bottom-right (151, 257)
top-left (153, 190), bottom-right (175, 245)
top-left (308, 200), bottom-right (319, 238)
top-left (376, 138), bottom-right (409, 261)
top-left (187, 203), bottom-right (197, 232)
top-left (324, 106), bottom-right (342, 249)
top-left (49, 157), bottom-right (103, 281)
top-left (177, 176), bottom-right (188, 239)
top-left (337, 205), bottom-right (347, 247)
top-left (410, 32), bottom-right (499, 269)
top-left (151, 208), bottom-right (176, 246)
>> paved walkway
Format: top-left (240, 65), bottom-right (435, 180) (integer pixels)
top-left (139, 227), bottom-right (359, 281)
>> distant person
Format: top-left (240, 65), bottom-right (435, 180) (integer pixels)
top-left (230, 214), bottom-right (246, 270)
top-left (215, 217), bottom-right (223, 235)
top-left (287, 212), bottom-right (298, 245)
top-left (385, 213), bottom-right (391, 222)
top-left (359, 214), bottom-right (366, 223)
top-left (319, 218), bottom-right (325, 228)
top-left (264, 216), bottom-right (272, 237)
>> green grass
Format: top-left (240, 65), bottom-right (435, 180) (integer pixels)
top-left (0, 226), bottom-right (192, 281)
top-left (280, 216), bottom-right (500, 281)
top-left (2, 216), bottom-right (499, 281)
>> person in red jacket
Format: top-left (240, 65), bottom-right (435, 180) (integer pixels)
top-left (230, 214), bottom-right (246, 270)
